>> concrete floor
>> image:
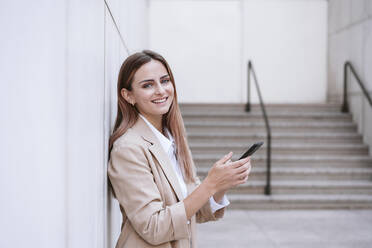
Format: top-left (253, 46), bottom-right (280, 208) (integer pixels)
top-left (197, 210), bottom-right (372, 248)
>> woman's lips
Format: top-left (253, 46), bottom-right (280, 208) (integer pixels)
top-left (151, 97), bottom-right (168, 104)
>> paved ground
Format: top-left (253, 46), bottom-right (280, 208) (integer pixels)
top-left (197, 210), bottom-right (372, 248)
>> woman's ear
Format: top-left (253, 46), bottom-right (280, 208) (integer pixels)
top-left (121, 88), bottom-right (135, 105)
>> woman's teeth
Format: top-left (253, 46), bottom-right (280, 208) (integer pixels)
top-left (152, 97), bottom-right (167, 104)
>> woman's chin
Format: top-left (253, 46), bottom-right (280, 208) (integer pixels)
top-left (152, 103), bottom-right (171, 114)
top-left (144, 108), bottom-right (169, 117)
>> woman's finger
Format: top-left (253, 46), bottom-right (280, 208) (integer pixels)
top-left (216, 151), bottom-right (233, 165)
top-left (230, 157), bottom-right (250, 168)
top-left (236, 165), bottom-right (251, 178)
top-left (234, 162), bottom-right (251, 173)
top-left (236, 173), bottom-right (250, 185)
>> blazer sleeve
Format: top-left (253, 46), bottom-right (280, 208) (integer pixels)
top-left (194, 176), bottom-right (225, 223)
top-left (108, 143), bottom-right (189, 246)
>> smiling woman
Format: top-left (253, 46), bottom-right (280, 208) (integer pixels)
top-left (107, 50), bottom-right (252, 248)
top-left (121, 59), bottom-right (174, 133)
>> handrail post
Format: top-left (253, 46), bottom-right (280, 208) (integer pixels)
top-left (342, 62), bottom-right (349, 113)
top-left (246, 60), bottom-right (271, 196)
top-left (245, 61), bottom-right (251, 112)
top-left (264, 134), bottom-right (271, 195)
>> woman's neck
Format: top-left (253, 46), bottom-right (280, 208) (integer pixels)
top-left (141, 113), bottom-right (163, 133)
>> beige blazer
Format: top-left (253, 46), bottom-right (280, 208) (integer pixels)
top-left (108, 117), bottom-right (225, 248)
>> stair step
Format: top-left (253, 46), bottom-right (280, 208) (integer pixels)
top-left (185, 121), bottom-right (357, 133)
top-left (181, 103), bottom-right (372, 209)
top-left (188, 133), bottom-right (363, 144)
top-left (190, 143), bottom-right (369, 156)
top-left (182, 112), bottom-right (352, 123)
top-left (193, 155), bottom-right (372, 168)
top-left (197, 167), bottom-right (372, 181)
top-left (227, 194), bottom-right (372, 209)
top-left (180, 103), bottom-right (342, 113)
top-left (223, 181), bottom-right (372, 195)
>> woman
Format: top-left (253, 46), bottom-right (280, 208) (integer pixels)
top-left (108, 50), bottom-right (251, 248)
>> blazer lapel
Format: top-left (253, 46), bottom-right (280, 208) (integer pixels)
top-left (132, 117), bottom-right (185, 201)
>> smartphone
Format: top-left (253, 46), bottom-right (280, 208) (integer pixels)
top-left (239, 142), bottom-right (264, 160)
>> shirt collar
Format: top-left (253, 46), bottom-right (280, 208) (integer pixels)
top-left (139, 114), bottom-right (174, 154)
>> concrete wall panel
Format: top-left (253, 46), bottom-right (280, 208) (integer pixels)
top-left (149, 0), bottom-right (327, 103)
top-left (328, 30), bottom-right (350, 100)
top-left (104, 0), bottom-right (148, 247)
top-left (351, 0), bottom-right (369, 23)
top-left (104, 3), bottom-right (127, 247)
top-left (65, 1), bottom-right (106, 247)
top-left (364, 20), bottom-right (372, 90)
top-left (0, 0), bottom-right (148, 247)
top-left (329, 0), bottom-right (351, 33)
top-left (149, 0), bottom-right (242, 103)
top-left (328, 0), bottom-right (372, 154)
top-left (349, 24), bottom-right (365, 93)
top-left (0, 1), bottom-right (67, 247)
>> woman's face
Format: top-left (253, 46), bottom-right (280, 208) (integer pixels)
top-left (123, 59), bottom-right (174, 122)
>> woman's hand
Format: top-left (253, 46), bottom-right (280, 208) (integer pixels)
top-left (183, 152), bottom-right (251, 220)
top-left (204, 152), bottom-right (252, 195)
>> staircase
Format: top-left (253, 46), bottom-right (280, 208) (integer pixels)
top-left (181, 103), bottom-right (372, 209)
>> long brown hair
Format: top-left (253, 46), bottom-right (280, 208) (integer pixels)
top-left (108, 50), bottom-right (195, 182)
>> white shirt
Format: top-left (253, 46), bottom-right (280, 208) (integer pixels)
top-left (139, 114), bottom-right (230, 213)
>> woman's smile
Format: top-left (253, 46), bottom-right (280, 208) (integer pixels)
top-left (151, 96), bottom-right (168, 104)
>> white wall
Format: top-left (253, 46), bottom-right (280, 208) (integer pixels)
top-left (149, 0), bottom-right (242, 103)
top-left (328, 0), bottom-right (372, 154)
top-left (0, 0), bottom-right (148, 247)
top-left (65, 1), bottom-right (105, 247)
top-left (149, 0), bottom-right (328, 103)
top-left (106, 0), bottom-right (149, 52)
top-left (0, 1), bottom-right (68, 247)
top-left (244, 0), bottom-right (327, 103)
top-left (104, 0), bottom-right (149, 247)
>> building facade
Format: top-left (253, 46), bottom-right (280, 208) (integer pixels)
top-left (1, 0), bottom-right (371, 247)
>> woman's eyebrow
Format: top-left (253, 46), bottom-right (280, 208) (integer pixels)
top-left (138, 79), bottom-right (154, 84)
top-left (160, 74), bottom-right (169, 79)
top-left (138, 74), bottom-right (169, 84)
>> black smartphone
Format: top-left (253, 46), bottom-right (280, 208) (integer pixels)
top-left (239, 142), bottom-right (264, 159)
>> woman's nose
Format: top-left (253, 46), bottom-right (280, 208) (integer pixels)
top-left (155, 82), bottom-right (166, 94)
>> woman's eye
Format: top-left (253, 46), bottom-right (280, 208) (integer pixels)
top-left (161, 79), bottom-right (170, 84)
top-left (143, 83), bottom-right (152, 88)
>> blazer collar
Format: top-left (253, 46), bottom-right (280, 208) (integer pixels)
top-left (131, 116), bottom-right (185, 201)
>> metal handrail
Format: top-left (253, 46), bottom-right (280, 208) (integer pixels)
top-left (342, 61), bottom-right (372, 112)
top-left (245, 61), bottom-right (272, 195)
